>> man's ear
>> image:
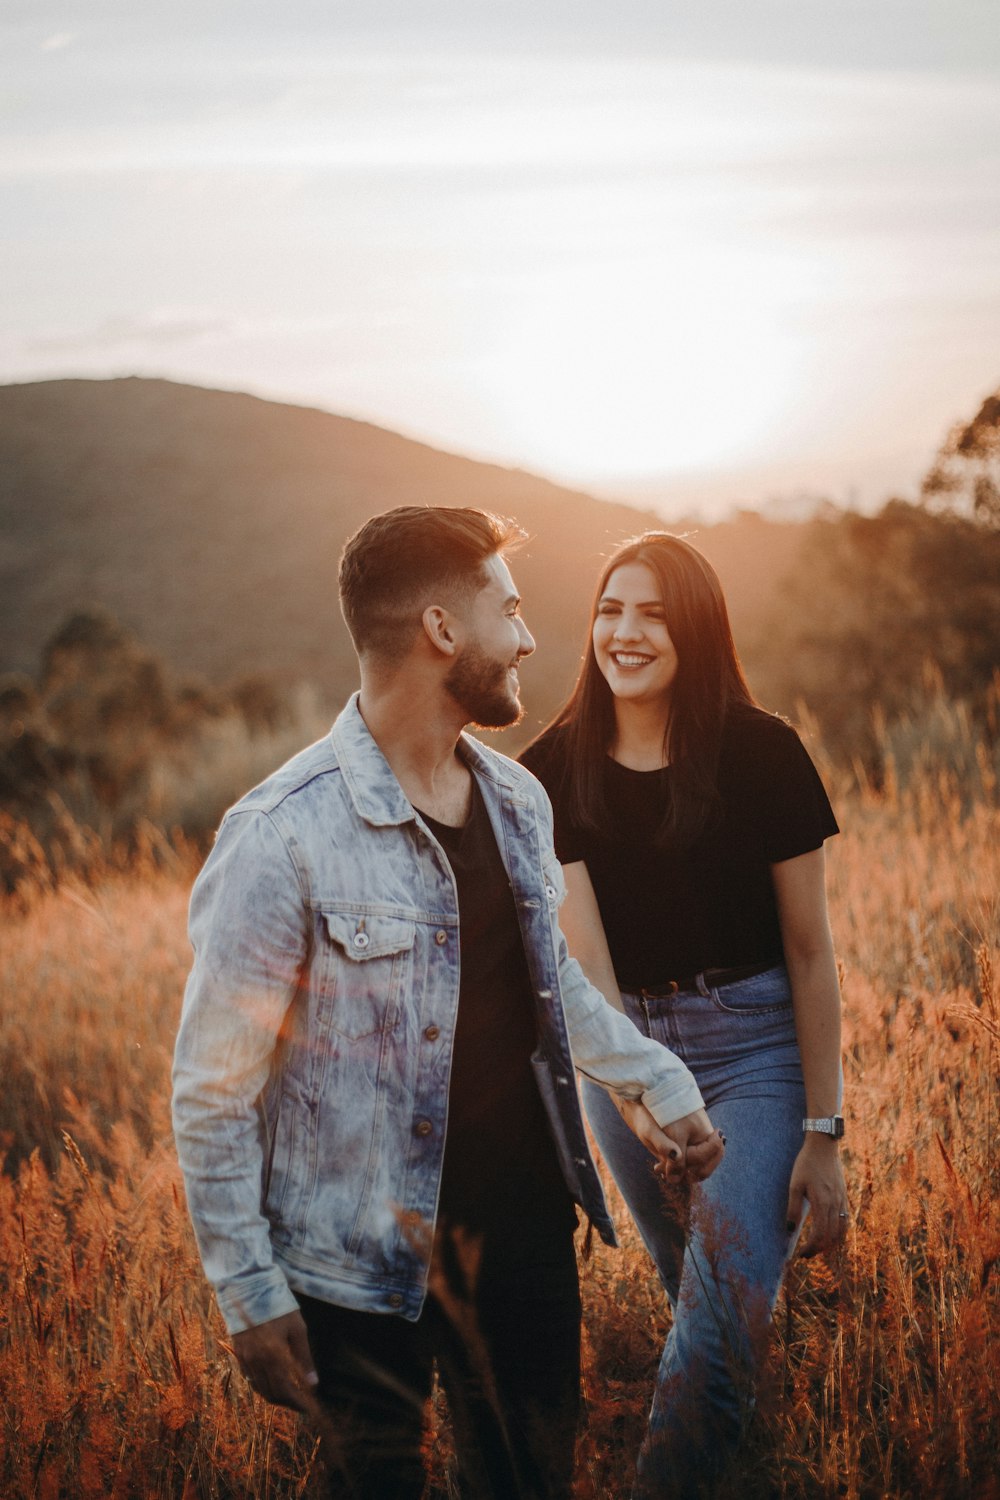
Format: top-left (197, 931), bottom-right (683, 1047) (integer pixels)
top-left (421, 604), bottom-right (460, 658)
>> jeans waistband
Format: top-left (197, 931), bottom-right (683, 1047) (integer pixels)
top-left (634, 960), bottom-right (778, 998)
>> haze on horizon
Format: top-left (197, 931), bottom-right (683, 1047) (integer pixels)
top-left (2, 0), bottom-right (999, 518)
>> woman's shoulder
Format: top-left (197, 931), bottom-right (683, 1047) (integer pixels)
top-left (518, 722), bottom-right (571, 779)
top-left (724, 700), bottom-right (802, 740)
top-left (721, 702), bottom-right (816, 773)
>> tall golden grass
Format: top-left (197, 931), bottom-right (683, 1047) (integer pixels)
top-left (1, 729), bottom-right (997, 1498)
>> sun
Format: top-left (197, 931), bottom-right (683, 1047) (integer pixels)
top-left (486, 250), bottom-right (804, 482)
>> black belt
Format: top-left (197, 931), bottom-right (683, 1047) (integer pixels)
top-left (633, 960), bottom-right (777, 998)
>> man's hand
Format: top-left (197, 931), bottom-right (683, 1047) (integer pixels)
top-left (615, 1098), bottom-right (725, 1182)
top-left (231, 1309), bottom-right (319, 1412)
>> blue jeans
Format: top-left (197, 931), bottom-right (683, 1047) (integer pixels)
top-left (583, 965), bottom-right (806, 1497)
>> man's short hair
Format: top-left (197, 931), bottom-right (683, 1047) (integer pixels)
top-left (338, 506), bottom-right (525, 660)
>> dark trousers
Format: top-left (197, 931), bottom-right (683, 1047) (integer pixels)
top-left (297, 1232), bottom-right (581, 1500)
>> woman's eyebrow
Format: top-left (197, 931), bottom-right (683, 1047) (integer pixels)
top-left (598, 594), bottom-right (663, 607)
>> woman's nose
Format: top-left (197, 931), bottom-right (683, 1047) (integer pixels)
top-left (614, 612), bottom-right (642, 641)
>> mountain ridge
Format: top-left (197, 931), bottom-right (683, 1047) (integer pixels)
top-left (0, 377), bottom-right (806, 728)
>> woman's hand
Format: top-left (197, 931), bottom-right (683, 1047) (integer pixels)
top-left (664, 1107), bottom-right (726, 1182)
top-left (786, 1135), bottom-right (849, 1257)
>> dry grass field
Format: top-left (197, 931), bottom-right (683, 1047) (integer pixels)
top-left (1, 733), bottom-right (998, 1498)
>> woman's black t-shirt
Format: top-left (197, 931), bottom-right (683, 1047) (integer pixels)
top-left (519, 703), bottom-right (838, 988)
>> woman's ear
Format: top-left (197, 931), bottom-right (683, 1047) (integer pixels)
top-left (421, 604), bottom-right (459, 658)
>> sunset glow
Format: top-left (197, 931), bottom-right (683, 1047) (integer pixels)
top-left (2, 4), bottom-right (999, 511)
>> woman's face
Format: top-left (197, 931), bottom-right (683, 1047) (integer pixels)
top-left (592, 561), bottom-right (679, 708)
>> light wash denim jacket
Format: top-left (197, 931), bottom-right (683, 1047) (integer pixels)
top-left (172, 695), bottom-right (704, 1334)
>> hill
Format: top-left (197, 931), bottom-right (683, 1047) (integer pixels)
top-left (0, 378), bottom-right (806, 731)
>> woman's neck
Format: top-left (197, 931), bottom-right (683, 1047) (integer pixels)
top-left (609, 697), bottom-right (672, 770)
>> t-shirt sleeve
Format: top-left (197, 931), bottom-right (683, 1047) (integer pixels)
top-left (517, 734), bottom-right (586, 865)
top-left (739, 714), bottom-right (839, 864)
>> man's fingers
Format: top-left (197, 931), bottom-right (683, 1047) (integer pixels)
top-left (616, 1096), bottom-right (684, 1166)
top-left (246, 1354), bottom-right (313, 1412)
top-left (288, 1320), bottom-right (320, 1393)
top-left (233, 1311), bottom-right (318, 1412)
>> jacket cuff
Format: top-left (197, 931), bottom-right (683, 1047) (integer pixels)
top-left (216, 1267), bottom-right (301, 1335)
top-left (641, 1074), bottom-right (705, 1129)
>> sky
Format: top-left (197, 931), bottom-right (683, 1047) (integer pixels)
top-left (3, 1), bottom-right (1000, 518)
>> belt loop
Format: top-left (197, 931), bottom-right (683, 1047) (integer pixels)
top-left (695, 971), bottom-right (712, 998)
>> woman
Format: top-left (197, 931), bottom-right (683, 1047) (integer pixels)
top-left (519, 532), bottom-right (847, 1496)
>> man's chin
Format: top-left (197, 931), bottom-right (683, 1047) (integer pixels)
top-left (466, 696), bottom-right (524, 732)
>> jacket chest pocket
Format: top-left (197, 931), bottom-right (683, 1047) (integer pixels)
top-left (319, 911), bottom-right (416, 1041)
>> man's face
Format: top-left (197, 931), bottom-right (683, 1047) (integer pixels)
top-left (443, 553), bottom-right (535, 729)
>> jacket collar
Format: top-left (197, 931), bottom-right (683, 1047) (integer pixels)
top-left (330, 692), bottom-right (516, 827)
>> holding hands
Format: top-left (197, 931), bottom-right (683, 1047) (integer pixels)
top-left (615, 1096), bottom-right (725, 1182)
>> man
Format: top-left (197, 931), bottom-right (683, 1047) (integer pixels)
top-left (172, 506), bottom-right (723, 1499)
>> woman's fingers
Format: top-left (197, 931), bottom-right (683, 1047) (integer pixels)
top-left (796, 1195), bottom-right (851, 1257)
top-left (684, 1128), bottom-right (726, 1181)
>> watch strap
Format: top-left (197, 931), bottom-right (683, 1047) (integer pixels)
top-left (803, 1115), bottom-right (845, 1138)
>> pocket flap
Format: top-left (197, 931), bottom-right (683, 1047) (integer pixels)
top-left (322, 911), bottom-right (417, 961)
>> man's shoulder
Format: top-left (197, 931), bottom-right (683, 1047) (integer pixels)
top-left (228, 732), bottom-right (344, 820)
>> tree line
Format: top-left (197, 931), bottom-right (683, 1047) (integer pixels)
top-left (2, 484), bottom-right (998, 895)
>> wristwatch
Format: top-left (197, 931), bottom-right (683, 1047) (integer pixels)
top-left (803, 1115), bottom-right (845, 1138)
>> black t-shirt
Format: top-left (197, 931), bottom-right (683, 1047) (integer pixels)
top-left (519, 703), bottom-right (838, 987)
top-left (418, 779), bottom-right (576, 1258)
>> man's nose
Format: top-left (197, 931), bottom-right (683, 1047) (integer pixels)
top-left (516, 618), bottom-right (536, 657)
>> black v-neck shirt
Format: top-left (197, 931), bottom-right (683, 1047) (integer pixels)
top-left (419, 780), bottom-right (575, 1256)
top-left (520, 703), bottom-right (838, 987)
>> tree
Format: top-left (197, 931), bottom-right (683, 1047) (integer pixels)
top-left (748, 501), bottom-right (1000, 761)
top-left (921, 387), bottom-right (1000, 528)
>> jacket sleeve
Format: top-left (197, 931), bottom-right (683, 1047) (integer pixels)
top-left (171, 809), bottom-right (306, 1334)
top-left (556, 928), bottom-right (706, 1126)
top-left (517, 770), bottom-right (706, 1126)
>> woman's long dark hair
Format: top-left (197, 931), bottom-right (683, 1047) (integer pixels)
top-left (534, 532), bottom-right (756, 849)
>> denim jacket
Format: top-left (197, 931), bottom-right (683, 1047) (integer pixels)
top-left (172, 695), bottom-right (704, 1334)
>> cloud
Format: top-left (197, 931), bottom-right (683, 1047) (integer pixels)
top-left (25, 311), bottom-right (234, 355)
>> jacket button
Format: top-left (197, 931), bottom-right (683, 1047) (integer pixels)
top-left (545, 884), bottom-right (557, 901)
top-left (352, 931), bottom-right (370, 950)
top-left (424, 1025), bottom-right (440, 1041)
top-left (434, 930), bottom-right (448, 945)
top-left (537, 989), bottom-right (553, 1000)
top-left (415, 1119), bottom-right (433, 1137)
top-left (388, 1293), bottom-right (404, 1309)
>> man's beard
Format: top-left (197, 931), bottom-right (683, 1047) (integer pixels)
top-left (444, 644), bottom-right (524, 729)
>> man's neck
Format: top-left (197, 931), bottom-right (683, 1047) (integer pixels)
top-left (357, 679), bottom-right (473, 825)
